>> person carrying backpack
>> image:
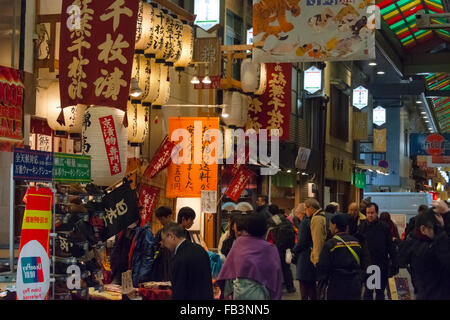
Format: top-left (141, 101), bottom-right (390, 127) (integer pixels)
top-left (266, 204), bottom-right (296, 293)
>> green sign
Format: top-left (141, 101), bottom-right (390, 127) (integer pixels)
top-left (355, 172), bottom-right (366, 189)
top-left (53, 153), bottom-right (91, 183)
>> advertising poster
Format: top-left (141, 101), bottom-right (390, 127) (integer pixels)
top-left (252, 0), bottom-right (376, 63)
top-left (410, 133), bottom-right (450, 156)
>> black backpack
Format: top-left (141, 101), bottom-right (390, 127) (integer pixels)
top-left (271, 215), bottom-right (296, 250)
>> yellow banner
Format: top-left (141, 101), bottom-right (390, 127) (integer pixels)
top-left (373, 129), bottom-right (387, 152)
top-left (21, 210), bottom-right (52, 230)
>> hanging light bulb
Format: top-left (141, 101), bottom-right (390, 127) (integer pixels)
top-left (130, 77), bottom-right (143, 97)
top-left (202, 75), bottom-right (211, 84)
top-left (191, 76), bottom-right (200, 84)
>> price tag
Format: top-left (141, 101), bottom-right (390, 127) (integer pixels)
top-left (121, 270), bottom-right (133, 294)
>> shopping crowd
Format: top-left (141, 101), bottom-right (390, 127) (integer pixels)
top-left (140, 195), bottom-right (450, 300)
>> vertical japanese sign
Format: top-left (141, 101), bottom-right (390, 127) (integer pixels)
top-left (201, 190), bottom-right (217, 213)
top-left (373, 128), bottom-right (386, 152)
top-left (252, 0), bottom-right (376, 63)
top-left (16, 187), bottom-right (53, 300)
top-left (246, 63), bottom-right (292, 141)
top-left (13, 149), bottom-right (54, 181)
top-left (138, 184), bottom-right (160, 226)
top-left (0, 66), bottom-right (24, 149)
top-left (53, 153), bottom-right (91, 183)
top-left (59, 0), bottom-right (139, 111)
top-left (353, 111), bottom-right (368, 140)
top-left (225, 166), bottom-right (254, 203)
top-left (99, 115), bottom-right (122, 176)
top-left (166, 117), bottom-right (219, 198)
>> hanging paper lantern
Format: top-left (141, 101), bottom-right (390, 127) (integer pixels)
top-left (239, 94), bottom-right (249, 128)
top-left (165, 16), bottom-right (184, 65)
top-left (223, 91), bottom-right (242, 127)
top-left (255, 63), bottom-right (267, 96)
top-left (127, 100), bottom-right (148, 144)
top-left (46, 81), bottom-right (86, 133)
top-left (174, 22), bottom-right (194, 70)
top-left (141, 56), bottom-right (161, 103)
top-left (131, 54), bottom-right (141, 81)
top-left (153, 64), bottom-right (170, 106)
top-left (144, 5), bottom-right (163, 58)
top-left (82, 106), bottom-right (127, 187)
top-left (135, 1), bottom-right (153, 51)
top-left (241, 59), bottom-right (258, 93)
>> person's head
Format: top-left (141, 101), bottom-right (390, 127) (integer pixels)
top-left (228, 211), bottom-right (242, 237)
top-left (256, 195), bottom-right (268, 208)
top-left (295, 203), bottom-right (306, 221)
top-left (155, 206), bottom-right (172, 226)
top-left (330, 214), bottom-right (350, 234)
top-left (160, 222), bottom-right (186, 251)
top-left (268, 204), bottom-right (280, 216)
top-left (177, 207), bottom-right (196, 230)
top-left (348, 202), bottom-right (360, 218)
top-left (330, 202), bottom-right (340, 213)
top-left (304, 198), bottom-right (321, 217)
top-left (325, 204), bottom-right (337, 214)
top-left (366, 202), bottom-right (379, 223)
top-left (379, 211), bottom-right (391, 223)
top-left (415, 213), bottom-right (435, 239)
top-left (418, 204), bottom-right (428, 215)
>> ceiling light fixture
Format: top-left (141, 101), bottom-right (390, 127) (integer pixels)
top-left (369, 62), bottom-right (377, 66)
top-left (191, 76), bottom-right (200, 84)
top-left (377, 71), bottom-right (385, 75)
top-left (129, 78), bottom-right (143, 97)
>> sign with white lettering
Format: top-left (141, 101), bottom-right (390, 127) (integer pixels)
top-left (304, 67), bottom-right (322, 94)
top-left (353, 86), bottom-right (368, 109)
top-left (194, 0), bottom-right (220, 31)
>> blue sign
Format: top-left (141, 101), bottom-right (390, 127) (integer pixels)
top-left (13, 148), bottom-right (53, 181)
top-left (410, 133), bottom-right (450, 156)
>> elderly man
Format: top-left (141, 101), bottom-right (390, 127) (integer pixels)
top-left (305, 198), bottom-right (327, 267)
top-left (348, 202), bottom-right (367, 231)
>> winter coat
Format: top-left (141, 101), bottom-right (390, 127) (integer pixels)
top-left (130, 225), bottom-right (156, 287)
top-left (399, 229), bottom-right (450, 300)
top-left (292, 216), bottom-right (316, 282)
top-left (257, 205), bottom-right (271, 221)
top-left (317, 233), bottom-right (367, 300)
top-left (358, 219), bottom-right (398, 277)
top-left (310, 209), bottom-right (327, 266)
top-left (150, 228), bottom-right (173, 281)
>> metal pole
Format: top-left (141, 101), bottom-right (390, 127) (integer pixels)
top-left (268, 175), bottom-right (271, 204)
top-left (11, 0), bottom-right (17, 68)
top-left (9, 164), bottom-right (15, 272)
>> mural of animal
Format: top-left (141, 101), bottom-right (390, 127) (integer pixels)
top-left (254, 0), bottom-right (302, 41)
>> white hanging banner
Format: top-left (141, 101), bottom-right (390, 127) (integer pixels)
top-left (194, 0), bottom-right (220, 31)
top-left (353, 86), bottom-right (368, 109)
top-left (304, 66), bottom-right (322, 94)
top-left (373, 106), bottom-right (386, 126)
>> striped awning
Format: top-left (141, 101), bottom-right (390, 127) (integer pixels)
top-left (426, 73), bottom-right (450, 132)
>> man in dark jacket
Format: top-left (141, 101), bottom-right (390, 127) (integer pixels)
top-left (161, 222), bottom-right (213, 300)
top-left (398, 212), bottom-right (450, 299)
top-left (177, 207), bottom-right (196, 242)
top-left (266, 204), bottom-right (296, 293)
top-left (317, 214), bottom-right (369, 300)
top-left (256, 195), bottom-right (271, 220)
top-left (151, 206), bottom-right (174, 281)
top-left (359, 202), bottom-right (399, 300)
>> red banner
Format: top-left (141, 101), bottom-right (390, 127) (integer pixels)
top-left (144, 136), bottom-right (177, 179)
top-left (432, 156), bottom-right (450, 164)
top-left (0, 66), bottom-right (23, 144)
top-left (225, 166), bottom-right (254, 203)
top-left (59, 0), bottom-right (139, 111)
top-left (138, 184), bottom-right (160, 226)
top-left (99, 115), bottom-right (122, 176)
top-left (246, 63), bottom-right (292, 141)
top-left (194, 76), bottom-right (222, 90)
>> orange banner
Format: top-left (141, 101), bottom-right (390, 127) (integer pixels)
top-left (166, 117), bottom-right (219, 198)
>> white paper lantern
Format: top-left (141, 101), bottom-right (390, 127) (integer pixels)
top-left (174, 22), bottom-right (194, 69)
top-left (241, 59), bottom-right (258, 93)
top-left (144, 5), bottom-right (163, 58)
top-left (46, 81), bottom-right (86, 133)
top-left (141, 56), bottom-right (161, 103)
top-left (223, 91), bottom-right (242, 127)
top-left (153, 64), bottom-right (170, 106)
top-left (239, 94), bottom-right (249, 128)
top-left (135, 1), bottom-right (154, 51)
top-left (165, 16), bottom-right (184, 64)
top-left (82, 106), bottom-right (127, 186)
top-left (127, 100), bottom-right (147, 144)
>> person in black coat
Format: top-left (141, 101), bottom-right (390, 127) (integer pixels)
top-left (256, 195), bottom-right (271, 221)
top-left (151, 206), bottom-right (174, 281)
top-left (359, 202), bottom-right (399, 300)
top-left (177, 207), bottom-right (196, 242)
top-left (399, 212), bottom-right (450, 299)
top-left (160, 222), bottom-right (213, 300)
top-left (292, 207), bottom-right (317, 300)
top-left (317, 214), bottom-right (369, 300)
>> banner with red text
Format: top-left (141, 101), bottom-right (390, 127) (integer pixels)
top-left (16, 187), bottom-right (53, 300)
top-left (246, 63), bottom-right (292, 141)
top-left (225, 166), bottom-right (255, 203)
top-left (0, 66), bottom-right (24, 150)
top-left (99, 115), bottom-right (123, 176)
top-left (144, 136), bottom-right (177, 179)
top-left (138, 184), bottom-right (160, 226)
top-left (59, 0), bottom-right (139, 111)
